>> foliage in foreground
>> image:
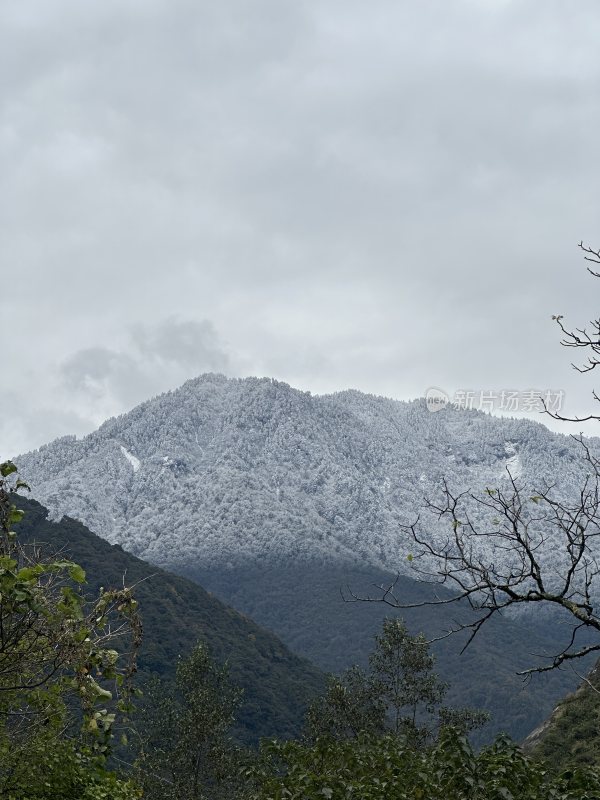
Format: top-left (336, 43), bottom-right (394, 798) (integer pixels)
top-left (248, 729), bottom-right (600, 800)
top-left (249, 619), bottom-right (598, 799)
top-left (1, 735), bottom-right (140, 800)
top-left (0, 460), bottom-right (141, 798)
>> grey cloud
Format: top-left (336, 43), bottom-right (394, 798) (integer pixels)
top-left (0, 388), bottom-right (93, 462)
top-left (58, 317), bottom-right (230, 413)
top-left (131, 319), bottom-right (229, 373)
top-left (61, 347), bottom-right (138, 392)
top-left (2, 1), bottom-right (600, 457)
top-left (60, 346), bottom-right (146, 409)
top-left (0, 317), bottom-right (231, 459)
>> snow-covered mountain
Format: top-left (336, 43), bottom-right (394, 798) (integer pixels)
top-left (18, 373), bottom-right (600, 742)
top-left (17, 373), bottom-right (596, 579)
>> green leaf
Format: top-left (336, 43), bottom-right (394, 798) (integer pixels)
top-left (102, 649), bottom-right (119, 666)
top-left (0, 461), bottom-right (17, 477)
top-left (13, 589), bottom-right (30, 602)
top-left (8, 507), bottom-right (24, 524)
top-left (67, 563), bottom-right (86, 584)
top-left (51, 560), bottom-right (87, 583)
top-left (87, 679), bottom-right (113, 701)
top-left (58, 586), bottom-right (85, 620)
top-left (17, 565), bottom-right (45, 581)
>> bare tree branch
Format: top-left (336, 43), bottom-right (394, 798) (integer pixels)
top-left (349, 243), bottom-right (600, 676)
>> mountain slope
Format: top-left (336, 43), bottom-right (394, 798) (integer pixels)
top-left (15, 496), bottom-right (325, 745)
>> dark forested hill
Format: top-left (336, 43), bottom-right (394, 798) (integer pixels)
top-left (15, 497), bottom-right (325, 745)
top-left (188, 560), bottom-right (593, 745)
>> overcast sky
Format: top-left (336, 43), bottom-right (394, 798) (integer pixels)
top-left (2, 0), bottom-right (600, 459)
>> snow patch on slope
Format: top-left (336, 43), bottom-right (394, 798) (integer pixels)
top-left (501, 441), bottom-right (523, 480)
top-left (503, 454), bottom-right (523, 480)
top-left (120, 445), bottom-right (141, 473)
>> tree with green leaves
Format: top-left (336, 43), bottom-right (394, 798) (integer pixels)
top-left (135, 642), bottom-right (245, 800)
top-left (306, 618), bottom-right (487, 746)
top-left (370, 617), bottom-right (448, 741)
top-left (0, 459), bottom-right (142, 799)
top-left (248, 727), bottom-right (600, 800)
top-left (305, 664), bottom-right (386, 741)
